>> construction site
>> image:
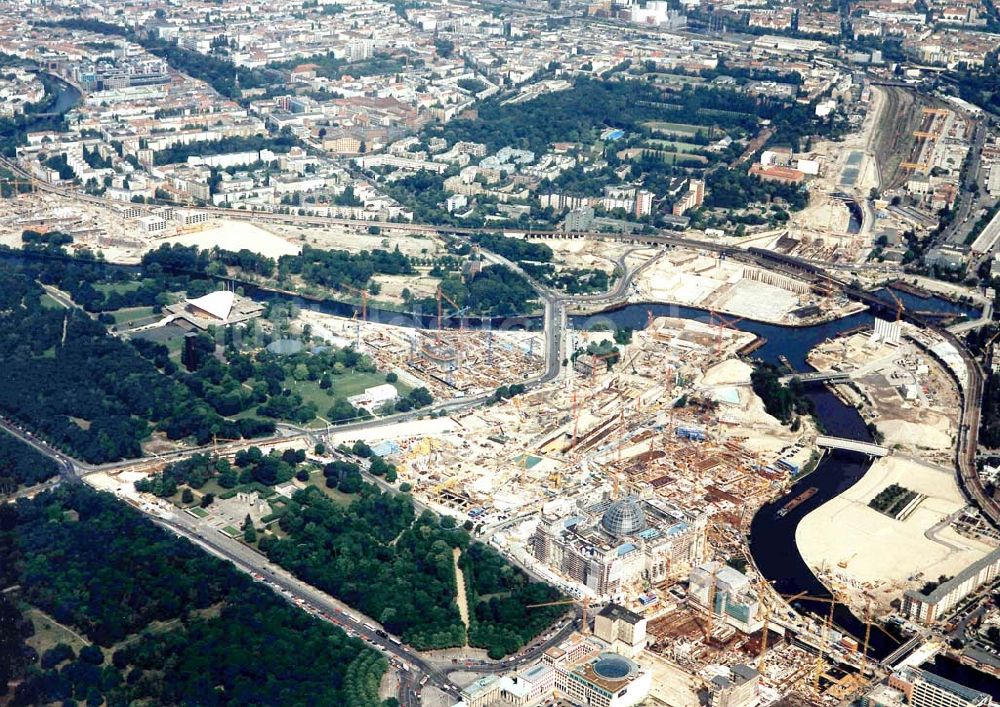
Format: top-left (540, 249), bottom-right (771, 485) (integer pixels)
top-left (296, 303), bottom-right (545, 401)
top-left (630, 247), bottom-right (865, 325)
top-left (806, 318), bottom-right (961, 457)
top-left (311, 304), bottom-right (898, 701)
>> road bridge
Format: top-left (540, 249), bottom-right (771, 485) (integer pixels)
top-left (880, 635), bottom-right (923, 668)
top-left (815, 435), bottom-right (889, 457)
top-left (779, 370), bottom-right (853, 385)
top-left (947, 317), bottom-right (993, 335)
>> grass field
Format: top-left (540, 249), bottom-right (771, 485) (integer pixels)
top-left (619, 148), bottom-right (709, 164)
top-left (646, 73), bottom-right (705, 84)
top-left (110, 306), bottom-right (156, 325)
top-left (309, 478), bottom-right (357, 507)
top-left (643, 121), bottom-right (704, 135)
top-left (644, 139), bottom-right (705, 153)
top-left (39, 293), bottom-right (64, 310)
top-left (285, 372), bottom-right (412, 416)
top-left (24, 606), bottom-right (91, 655)
top-left (697, 107), bottom-right (752, 119)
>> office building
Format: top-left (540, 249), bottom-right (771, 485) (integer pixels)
top-left (889, 667), bottom-right (989, 707)
top-left (457, 636), bottom-right (651, 707)
top-left (707, 664), bottom-right (760, 707)
top-left (689, 562), bottom-right (764, 634)
top-left (593, 604), bottom-right (647, 658)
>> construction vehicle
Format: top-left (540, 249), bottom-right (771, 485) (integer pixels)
top-left (527, 596), bottom-right (592, 634)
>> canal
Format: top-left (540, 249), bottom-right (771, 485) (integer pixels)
top-left (48, 77), bottom-right (81, 115)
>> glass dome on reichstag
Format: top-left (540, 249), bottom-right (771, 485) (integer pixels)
top-left (601, 498), bottom-right (646, 537)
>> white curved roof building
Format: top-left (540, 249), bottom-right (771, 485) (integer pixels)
top-left (186, 291), bottom-right (236, 321)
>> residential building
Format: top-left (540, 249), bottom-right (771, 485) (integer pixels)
top-left (901, 547), bottom-right (1000, 623)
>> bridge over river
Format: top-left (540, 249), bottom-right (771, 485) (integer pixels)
top-left (815, 435), bottom-right (889, 457)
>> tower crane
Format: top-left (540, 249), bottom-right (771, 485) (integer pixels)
top-left (778, 591), bottom-right (873, 693)
top-left (339, 283), bottom-right (370, 349)
top-left (436, 286), bottom-right (469, 340)
top-left (885, 288), bottom-right (905, 322)
top-left (708, 309), bottom-right (745, 357)
top-left (339, 282), bottom-right (370, 322)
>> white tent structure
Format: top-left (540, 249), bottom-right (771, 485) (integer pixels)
top-left (185, 291), bottom-right (236, 321)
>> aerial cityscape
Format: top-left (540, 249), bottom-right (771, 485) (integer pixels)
top-left (0, 0), bottom-right (999, 705)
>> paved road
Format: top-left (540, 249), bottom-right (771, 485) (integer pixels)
top-left (147, 507), bottom-right (461, 702)
top-left (942, 122), bottom-right (987, 249)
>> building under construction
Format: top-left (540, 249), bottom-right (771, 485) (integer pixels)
top-left (531, 494), bottom-right (709, 597)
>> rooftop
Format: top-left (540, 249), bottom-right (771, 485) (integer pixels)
top-left (598, 603), bottom-right (644, 625)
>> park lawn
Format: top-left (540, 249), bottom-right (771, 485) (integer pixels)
top-left (643, 121), bottom-right (703, 135)
top-left (644, 139), bottom-right (705, 153)
top-left (94, 281), bottom-right (142, 296)
top-left (264, 523), bottom-right (289, 540)
top-left (110, 306), bottom-right (156, 325)
top-left (195, 478), bottom-right (230, 498)
top-left (24, 606), bottom-right (91, 655)
top-left (39, 293), bottom-right (64, 309)
top-left (286, 372), bottom-right (412, 410)
top-left (309, 480), bottom-right (357, 507)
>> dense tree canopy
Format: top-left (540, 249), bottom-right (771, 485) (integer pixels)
top-left (262, 482), bottom-right (563, 656)
top-left (751, 363), bottom-right (814, 424)
top-left (0, 430), bottom-right (60, 494)
top-left (432, 78), bottom-right (828, 156)
top-left (0, 265), bottom-right (273, 463)
top-left (0, 485), bottom-right (390, 705)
